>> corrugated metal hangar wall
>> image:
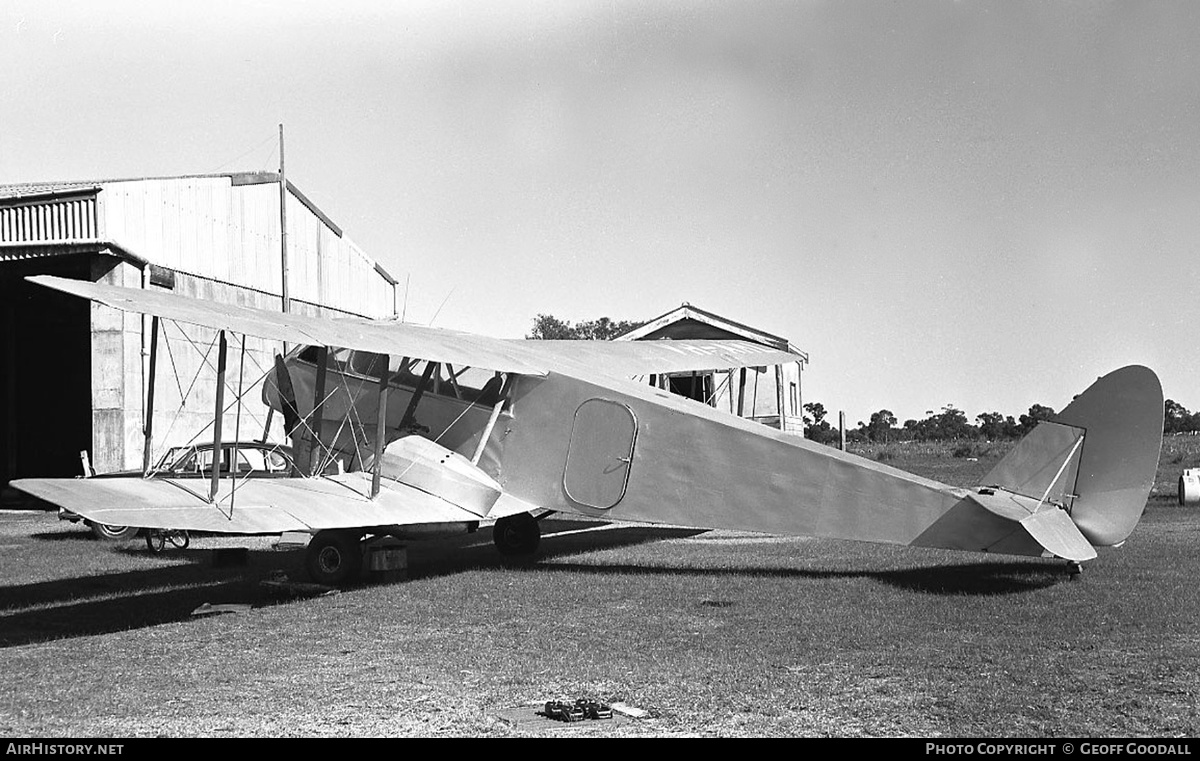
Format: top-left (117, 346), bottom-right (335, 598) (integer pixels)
top-left (0, 173), bottom-right (398, 489)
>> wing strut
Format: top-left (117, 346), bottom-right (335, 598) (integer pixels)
top-left (210, 329), bottom-right (227, 503)
top-left (400, 361), bottom-right (437, 432)
top-left (371, 353), bottom-right (391, 499)
top-left (736, 367), bottom-right (747, 416)
top-left (142, 315), bottom-right (160, 474)
top-left (308, 346), bottom-right (330, 476)
top-left (471, 373), bottom-right (513, 466)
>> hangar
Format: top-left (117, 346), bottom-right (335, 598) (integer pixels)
top-left (0, 172), bottom-right (398, 494)
top-left (617, 303), bottom-right (808, 434)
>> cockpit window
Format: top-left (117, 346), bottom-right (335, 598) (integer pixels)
top-left (298, 345), bottom-right (321, 363)
top-left (390, 360), bottom-right (505, 404)
top-left (294, 347), bottom-right (506, 405)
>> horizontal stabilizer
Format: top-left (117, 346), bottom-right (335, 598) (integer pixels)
top-left (966, 488), bottom-right (1096, 561)
top-left (1019, 507), bottom-right (1097, 562)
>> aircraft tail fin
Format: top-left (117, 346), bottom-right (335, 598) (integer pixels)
top-left (980, 366), bottom-right (1163, 549)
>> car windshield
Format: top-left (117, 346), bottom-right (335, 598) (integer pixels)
top-left (159, 445), bottom-right (292, 474)
top-left (156, 447), bottom-right (192, 471)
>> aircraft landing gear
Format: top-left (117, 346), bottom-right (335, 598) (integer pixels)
top-left (305, 530), bottom-right (364, 586)
top-left (1067, 560), bottom-right (1083, 578)
top-left (493, 513), bottom-right (541, 557)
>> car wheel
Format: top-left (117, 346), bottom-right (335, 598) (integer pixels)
top-left (89, 522), bottom-right (140, 541)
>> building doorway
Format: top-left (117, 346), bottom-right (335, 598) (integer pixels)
top-left (0, 255), bottom-right (93, 489)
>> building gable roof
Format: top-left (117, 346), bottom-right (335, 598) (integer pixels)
top-left (616, 303), bottom-right (807, 360)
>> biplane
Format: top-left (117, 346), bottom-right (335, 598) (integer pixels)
top-left (12, 275), bottom-right (1164, 585)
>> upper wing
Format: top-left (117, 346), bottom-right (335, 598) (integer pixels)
top-left (28, 275), bottom-right (800, 378)
top-left (27, 274), bottom-right (549, 376)
top-left (511, 338), bottom-right (801, 379)
top-left (12, 472), bottom-right (536, 535)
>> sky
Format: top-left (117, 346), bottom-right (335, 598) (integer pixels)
top-left (3, 0), bottom-right (1199, 427)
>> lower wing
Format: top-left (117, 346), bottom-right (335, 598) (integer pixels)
top-left (11, 472), bottom-right (536, 535)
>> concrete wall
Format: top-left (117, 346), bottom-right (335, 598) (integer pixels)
top-left (89, 258), bottom-right (143, 474)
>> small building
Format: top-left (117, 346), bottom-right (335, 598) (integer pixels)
top-left (616, 303), bottom-right (808, 434)
top-left (0, 172), bottom-right (398, 490)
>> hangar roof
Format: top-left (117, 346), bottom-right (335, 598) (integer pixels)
top-left (0, 172), bottom-right (398, 317)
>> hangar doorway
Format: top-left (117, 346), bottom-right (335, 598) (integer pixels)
top-left (0, 255), bottom-right (93, 490)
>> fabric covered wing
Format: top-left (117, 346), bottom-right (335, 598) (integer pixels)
top-left (27, 275), bottom-right (548, 376)
top-left (512, 338), bottom-right (800, 379)
top-left (28, 275), bottom-right (801, 379)
top-left (11, 473), bottom-right (537, 535)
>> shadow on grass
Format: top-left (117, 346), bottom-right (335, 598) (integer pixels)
top-left (27, 526), bottom-right (116, 542)
top-left (534, 557), bottom-right (1070, 595)
top-left (524, 520), bottom-right (1071, 595)
top-left (1, 518), bottom-right (1067, 648)
top-left (407, 521), bottom-right (1071, 595)
top-left (0, 520), bottom-right (703, 648)
top-left (0, 545), bottom-right (311, 648)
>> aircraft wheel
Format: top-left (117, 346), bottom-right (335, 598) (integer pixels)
top-left (146, 531), bottom-right (166, 553)
top-left (305, 530), bottom-right (364, 586)
top-left (493, 513), bottom-right (541, 557)
top-left (89, 522), bottom-right (140, 541)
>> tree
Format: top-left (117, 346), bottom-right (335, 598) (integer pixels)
top-left (933, 405), bottom-right (974, 440)
top-left (526, 314), bottom-right (575, 339)
top-left (863, 409), bottom-right (897, 442)
top-left (1017, 404), bottom-right (1056, 436)
top-left (904, 405), bottom-right (976, 441)
top-left (976, 411), bottom-right (1018, 440)
top-left (804, 402), bottom-right (837, 444)
top-left (1164, 399), bottom-right (1191, 434)
top-left (527, 314), bottom-right (645, 340)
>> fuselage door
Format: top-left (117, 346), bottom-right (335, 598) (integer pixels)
top-left (563, 398), bottom-right (637, 509)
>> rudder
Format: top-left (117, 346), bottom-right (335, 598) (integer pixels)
top-left (981, 366), bottom-right (1163, 549)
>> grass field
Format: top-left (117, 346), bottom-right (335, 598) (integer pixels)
top-left (1, 438), bottom-right (1198, 737)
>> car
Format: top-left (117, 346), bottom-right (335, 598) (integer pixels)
top-left (60, 442), bottom-right (295, 540)
top-left (151, 441), bottom-right (296, 477)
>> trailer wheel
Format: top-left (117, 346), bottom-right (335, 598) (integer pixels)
top-left (493, 513), bottom-right (541, 557)
top-left (305, 531), bottom-right (363, 586)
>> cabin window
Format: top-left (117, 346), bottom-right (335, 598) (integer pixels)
top-left (297, 349), bottom-right (506, 405)
top-left (298, 345), bottom-right (321, 363)
top-left (389, 360), bottom-right (506, 404)
top-left (347, 350), bottom-right (386, 377)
